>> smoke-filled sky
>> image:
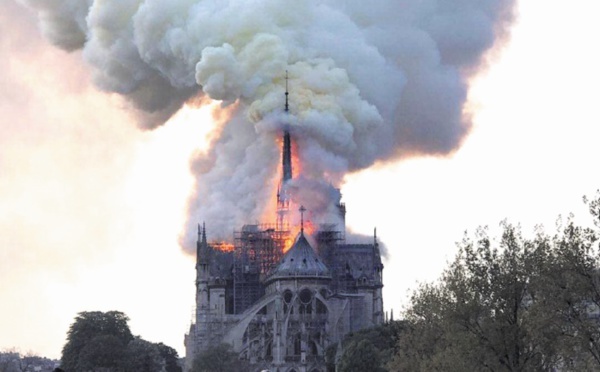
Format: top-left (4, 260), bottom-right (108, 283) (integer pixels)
top-left (2, 0), bottom-right (600, 360)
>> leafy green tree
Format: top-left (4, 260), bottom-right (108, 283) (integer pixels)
top-left (191, 343), bottom-right (249, 372)
top-left (60, 310), bottom-right (181, 372)
top-left (77, 334), bottom-right (127, 372)
top-left (337, 339), bottom-right (383, 372)
top-left (390, 192), bottom-right (600, 372)
top-left (326, 320), bottom-right (406, 371)
top-left (156, 343), bottom-right (182, 372)
top-left (534, 212), bottom-right (600, 369)
top-left (123, 338), bottom-right (163, 372)
top-left (391, 224), bottom-right (558, 371)
top-left (61, 311), bottom-right (134, 371)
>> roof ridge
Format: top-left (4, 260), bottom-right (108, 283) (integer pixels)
top-left (266, 232), bottom-right (331, 283)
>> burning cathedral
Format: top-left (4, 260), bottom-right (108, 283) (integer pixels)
top-left (184, 86), bottom-right (385, 372)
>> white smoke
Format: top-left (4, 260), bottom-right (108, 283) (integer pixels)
top-left (17, 0), bottom-right (516, 250)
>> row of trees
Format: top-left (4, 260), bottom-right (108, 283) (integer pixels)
top-left (387, 193), bottom-right (600, 371)
top-left (60, 311), bottom-right (181, 372)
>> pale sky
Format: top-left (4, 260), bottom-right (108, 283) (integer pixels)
top-left (1, 0), bottom-right (600, 360)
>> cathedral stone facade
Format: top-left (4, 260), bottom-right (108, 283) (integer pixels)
top-left (184, 219), bottom-right (384, 372)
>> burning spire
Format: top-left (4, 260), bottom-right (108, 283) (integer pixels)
top-left (282, 71), bottom-right (292, 183)
top-left (277, 72), bottom-right (292, 231)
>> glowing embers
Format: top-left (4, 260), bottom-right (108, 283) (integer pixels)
top-left (212, 241), bottom-right (235, 252)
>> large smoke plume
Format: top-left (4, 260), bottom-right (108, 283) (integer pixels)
top-left (18, 0), bottom-right (516, 251)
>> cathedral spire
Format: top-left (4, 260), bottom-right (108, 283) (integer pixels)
top-left (282, 131), bottom-right (292, 183)
top-left (282, 71), bottom-right (292, 183)
top-left (285, 70), bottom-right (289, 113)
top-left (277, 72), bottom-right (292, 231)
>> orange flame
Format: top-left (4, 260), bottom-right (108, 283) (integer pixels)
top-left (259, 135), bottom-right (303, 225)
top-left (212, 241), bottom-right (235, 252)
top-left (257, 132), bottom-right (314, 254)
top-left (283, 219), bottom-right (315, 252)
top-left (291, 139), bottom-right (302, 177)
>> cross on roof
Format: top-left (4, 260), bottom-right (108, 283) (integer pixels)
top-left (299, 205), bottom-right (306, 233)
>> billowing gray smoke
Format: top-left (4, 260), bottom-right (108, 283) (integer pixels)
top-left (19, 0), bottom-right (516, 251)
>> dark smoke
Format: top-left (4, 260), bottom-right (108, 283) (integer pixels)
top-left (16, 0), bottom-right (517, 250)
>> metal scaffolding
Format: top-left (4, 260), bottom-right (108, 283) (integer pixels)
top-left (233, 223), bottom-right (290, 314)
top-left (314, 227), bottom-right (345, 292)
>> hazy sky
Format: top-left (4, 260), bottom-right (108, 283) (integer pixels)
top-left (2, 0), bottom-right (600, 360)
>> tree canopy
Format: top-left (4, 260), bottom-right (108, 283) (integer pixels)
top-left (60, 310), bottom-right (181, 372)
top-left (122, 338), bottom-right (163, 372)
top-left (190, 343), bottom-right (249, 372)
top-left (337, 339), bottom-right (383, 372)
top-left (389, 192), bottom-right (600, 371)
top-left (156, 343), bottom-right (182, 372)
top-left (61, 311), bottom-right (133, 371)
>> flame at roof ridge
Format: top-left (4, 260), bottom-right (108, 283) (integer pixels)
top-left (266, 232), bottom-right (331, 283)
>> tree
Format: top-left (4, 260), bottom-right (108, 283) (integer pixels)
top-left (337, 339), bottom-right (383, 372)
top-left (156, 343), bottom-right (182, 372)
top-left (191, 343), bottom-right (249, 372)
top-left (535, 211), bottom-right (600, 369)
top-left (122, 338), bottom-right (163, 372)
top-left (391, 224), bottom-right (558, 371)
top-left (60, 310), bottom-right (181, 372)
top-left (77, 334), bottom-right (127, 372)
top-left (326, 320), bottom-right (406, 372)
top-left (61, 311), bottom-right (134, 371)
top-left (390, 192), bottom-right (600, 371)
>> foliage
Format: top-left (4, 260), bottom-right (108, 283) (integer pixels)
top-left (122, 338), bottom-right (164, 372)
top-left (190, 343), bottom-right (249, 372)
top-left (77, 334), bottom-right (127, 372)
top-left (60, 310), bottom-right (181, 372)
top-left (390, 191), bottom-right (600, 372)
top-left (536, 208), bottom-right (600, 369)
top-left (337, 339), bottom-right (383, 372)
top-left (61, 311), bottom-right (133, 371)
top-left (156, 343), bottom-right (182, 372)
top-left (326, 321), bottom-right (406, 372)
